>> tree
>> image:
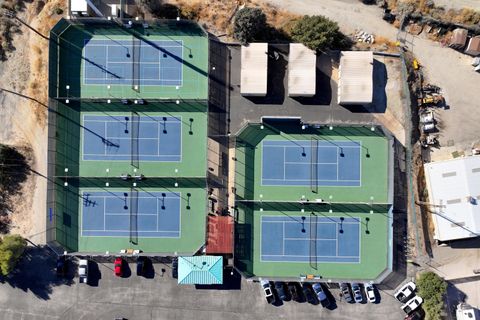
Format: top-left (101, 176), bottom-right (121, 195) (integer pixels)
top-left (417, 271), bottom-right (447, 320)
top-left (0, 235), bottom-right (26, 276)
top-left (233, 7), bottom-right (267, 44)
top-left (290, 15), bottom-right (349, 52)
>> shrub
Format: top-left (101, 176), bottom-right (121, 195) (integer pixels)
top-left (0, 235), bottom-right (26, 276)
top-left (233, 7), bottom-right (267, 44)
top-left (417, 271), bottom-right (447, 320)
top-left (290, 15), bottom-right (349, 51)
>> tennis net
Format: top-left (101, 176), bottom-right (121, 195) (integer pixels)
top-left (129, 188), bottom-right (139, 244)
top-left (310, 137), bottom-right (318, 193)
top-left (131, 111), bottom-right (140, 168)
top-left (309, 213), bottom-right (318, 270)
top-left (132, 36), bottom-right (141, 91)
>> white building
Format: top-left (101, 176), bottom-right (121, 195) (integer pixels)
top-left (241, 43), bottom-right (268, 96)
top-left (337, 51), bottom-right (373, 105)
top-left (288, 43), bottom-right (316, 97)
top-left (424, 156), bottom-right (480, 241)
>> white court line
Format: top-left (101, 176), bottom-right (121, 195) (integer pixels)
top-left (336, 146), bottom-right (339, 181)
top-left (157, 121), bottom-right (160, 156)
top-left (103, 122), bottom-right (107, 156)
top-left (262, 178), bottom-right (361, 182)
top-left (283, 237), bottom-right (338, 241)
top-left (103, 196), bottom-right (106, 231)
top-left (283, 162), bottom-right (337, 165)
top-left (83, 153), bottom-right (180, 158)
top-left (156, 197), bottom-right (159, 231)
top-left (282, 221), bottom-right (285, 255)
top-left (283, 147), bottom-right (286, 179)
top-left (262, 254), bottom-right (359, 258)
top-left (105, 213), bottom-right (158, 216)
top-left (336, 222), bottom-right (339, 256)
top-left (263, 145), bottom-right (361, 149)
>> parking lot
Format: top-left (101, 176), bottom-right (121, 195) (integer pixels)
top-left (0, 247), bottom-right (408, 320)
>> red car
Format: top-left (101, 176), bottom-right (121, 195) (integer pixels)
top-left (114, 257), bottom-right (123, 277)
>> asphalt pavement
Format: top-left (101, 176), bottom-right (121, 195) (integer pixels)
top-left (0, 247), bottom-right (408, 320)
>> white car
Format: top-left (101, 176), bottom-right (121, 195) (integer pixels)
top-left (394, 281), bottom-right (416, 303)
top-left (402, 296), bottom-right (423, 314)
top-left (260, 280), bottom-right (275, 304)
top-left (78, 259), bottom-right (88, 284)
top-left (364, 282), bottom-right (376, 303)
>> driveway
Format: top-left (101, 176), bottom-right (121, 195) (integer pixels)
top-left (265, 0), bottom-right (480, 154)
top-left (0, 247), bottom-right (407, 320)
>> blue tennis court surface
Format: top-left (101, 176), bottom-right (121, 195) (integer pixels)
top-left (81, 191), bottom-right (181, 237)
top-left (82, 115), bottom-right (181, 162)
top-left (83, 39), bottom-right (183, 86)
top-left (262, 140), bottom-right (361, 187)
top-left (261, 216), bottom-right (360, 263)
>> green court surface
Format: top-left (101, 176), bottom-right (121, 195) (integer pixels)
top-left (52, 181), bottom-right (206, 253)
top-left (235, 124), bottom-right (392, 204)
top-left (53, 20), bottom-right (208, 100)
top-left (233, 123), bottom-right (393, 280)
top-left (54, 100), bottom-right (207, 178)
top-left (234, 204), bottom-right (392, 280)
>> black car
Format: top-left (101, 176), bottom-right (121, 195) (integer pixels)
top-left (302, 283), bottom-right (318, 305)
top-left (56, 255), bottom-right (68, 277)
top-left (136, 256), bottom-right (151, 276)
top-left (339, 282), bottom-right (354, 303)
top-left (274, 282), bottom-right (290, 301)
top-left (288, 282), bottom-right (303, 302)
top-left (172, 257), bottom-right (178, 279)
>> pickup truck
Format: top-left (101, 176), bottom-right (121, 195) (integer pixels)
top-left (260, 280), bottom-right (276, 304)
top-left (395, 281), bottom-right (416, 303)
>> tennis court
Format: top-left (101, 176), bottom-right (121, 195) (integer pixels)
top-left (261, 140), bottom-right (361, 187)
top-left (83, 38), bottom-right (183, 86)
top-left (261, 215), bottom-right (360, 263)
top-left (81, 191), bottom-right (181, 237)
top-left (82, 114), bottom-right (181, 162)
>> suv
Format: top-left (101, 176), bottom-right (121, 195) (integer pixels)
top-left (351, 283), bottom-right (363, 303)
top-left (288, 282), bottom-right (302, 302)
top-left (302, 283), bottom-right (318, 305)
top-left (395, 282), bottom-right (416, 303)
top-left (402, 296), bottom-right (423, 314)
top-left (312, 283), bottom-right (330, 308)
top-left (78, 259), bottom-right (88, 283)
top-left (274, 282), bottom-right (290, 301)
top-left (136, 256), bottom-right (150, 276)
top-left (339, 283), bottom-right (354, 303)
top-left (56, 255), bottom-right (68, 277)
top-left (260, 280), bottom-right (276, 304)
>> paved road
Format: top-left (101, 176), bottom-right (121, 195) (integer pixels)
top-left (265, 0), bottom-right (480, 150)
top-left (0, 247), bottom-right (407, 320)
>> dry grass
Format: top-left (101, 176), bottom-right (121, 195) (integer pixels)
top-left (166, 0), bottom-right (299, 39)
top-left (25, 0), bottom-right (66, 124)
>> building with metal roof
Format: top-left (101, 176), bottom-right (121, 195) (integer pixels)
top-left (241, 43), bottom-right (268, 96)
top-left (465, 36), bottom-right (480, 56)
top-left (450, 28), bottom-right (468, 49)
top-left (178, 256), bottom-right (223, 285)
top-left (424, 156), bottom-right (480, 242)
top-left (337, 51), bottom-right (373, 105)
top-left (288, 43), bottom-right (316, 97)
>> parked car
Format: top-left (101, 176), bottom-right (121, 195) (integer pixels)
top-left (312, 283), bottom-right (330, 308)
top-left (260, 280), bottom-right (276, 304)
top-left (136, 256), bottom-right (150, 276)
top-left (274, 282), bottom-right (290, 301)
top-left (287, 282), bottom-right (302, 302)
top-left (302, 283), bottom-right (318, 305)
top-left (114, 257), bottom-right (123, 277)
top-left (405, 308), bottom-right (425, 320)
top-left (402, 296), bottom-right (424, 314)
top-left (351, 283), bottom-right (363, 303)
top-left (56, 255), bottom-right (68, 277)
top-left (395, 282), bottom-right (416, 303)
top-left (172, 257), bottom-right (178, 279)
top-left (78, 259), bottom-right (88, 283)
top-left (339, 282), bottom-right (354, 303)
top-left (364, 282), bottom-right (376, 303)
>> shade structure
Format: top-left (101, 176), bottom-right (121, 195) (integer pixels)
top-left (465, 36), bottom-right (480, 56)
top-left (337, 51), bottom-right (373, 105)
top-left (288, 43), bottom-right (316, 97)
top-left (178, 256), bottom-right (223, 285)
top-left (424, 156), bottom-right (480, 241)
top-left (241, 43), bottom-right (268, 96)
